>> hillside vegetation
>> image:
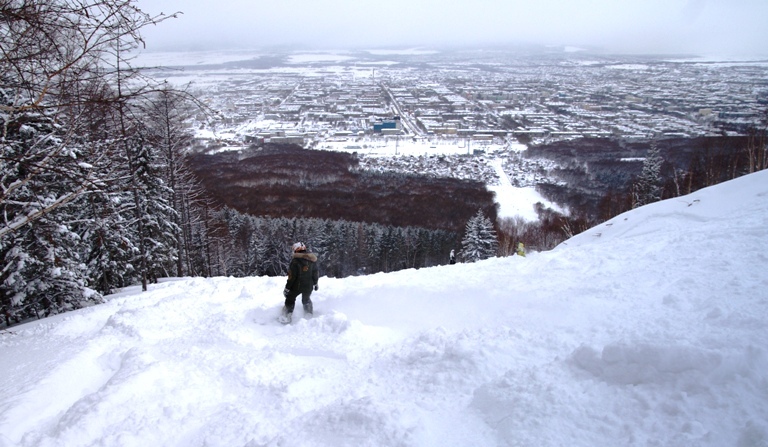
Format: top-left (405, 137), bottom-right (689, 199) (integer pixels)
top-left (189, 144), bottom-right (498, 234)
top-left (528, 135), bottom-right (753, 218)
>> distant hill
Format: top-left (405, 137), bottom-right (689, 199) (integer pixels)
top-left (188, 144), bottom-right (498, 234)
top-left (527, 135), bottom-right (751, 218)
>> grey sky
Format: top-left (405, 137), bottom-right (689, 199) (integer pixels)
top-left (135, 0), bottom-right (768, 56)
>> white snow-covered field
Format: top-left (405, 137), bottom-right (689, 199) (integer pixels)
top-left (286, 53), bottom-right (355, 64)
top-left (2, 171), bottom-right (766, 447)
top-left (133, 49), bottom-right (267, 67)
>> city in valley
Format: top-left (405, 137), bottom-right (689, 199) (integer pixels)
top-left (139, 47), bottom-right (768, 217)
top-left (140, 47), bottom-right (766, 146)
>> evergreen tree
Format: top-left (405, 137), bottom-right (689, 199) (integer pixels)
top-left (312, 220), bottom-right (338, 276)
top-left (0, 91), bottom-right (102, 323)
top-left (142, 87), bottom-right (197, 277)
top-left (130, 137), bottom-right (180, 283)
top-left (79, 187), bottom-right (137, 296)
top-left (460, 210), bottom-right (498, 262)
top-left (258, 218), bottom-right (291, 276)
top-left (633, 144), bottom-right (664, 208)
top-left (365, 225), bottom-right (383, 273)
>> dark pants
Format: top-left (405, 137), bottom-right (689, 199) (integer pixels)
top-left (285, 289), bottom-right (312, 313)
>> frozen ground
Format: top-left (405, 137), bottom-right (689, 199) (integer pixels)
top-left (2, 170), bottom-right (766, 447)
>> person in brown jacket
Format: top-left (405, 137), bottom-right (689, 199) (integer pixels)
top-left (280, 242), bottom-right (319, 323)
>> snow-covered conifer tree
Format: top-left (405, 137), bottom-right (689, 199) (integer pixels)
top-left (79, 186), bottom-right (137, 296)
top-left (633, 144), bottom-right (664, 208)
top-left (132, 138), bottom-right (180, 283)
top-left (142, 88), bottom-right (197, 277)
top-left (460, 210), bottom-right (498, 262)
top-left (0, 99), bottom-right (101, 321)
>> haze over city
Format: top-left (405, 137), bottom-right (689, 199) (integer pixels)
top-left (136, 0), bottom-right (768, 57)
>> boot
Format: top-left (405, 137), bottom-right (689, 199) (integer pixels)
top-left (303, 301), bottom-right (313, 317)
top-left (279, 306), bottom-right (292, 324)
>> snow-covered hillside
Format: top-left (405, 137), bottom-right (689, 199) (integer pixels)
top-left (1, 171), bottom-right (767, 447)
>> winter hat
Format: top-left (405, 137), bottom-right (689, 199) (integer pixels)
top-left (292, 242), bottom-right (306, 252)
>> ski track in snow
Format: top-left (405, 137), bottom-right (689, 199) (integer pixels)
top-left (491, 158), bottom-right (513, 188)
top-left (488, 157), bottom-right (563, 221)
top-left (1, 171), bottom-right (768, 446)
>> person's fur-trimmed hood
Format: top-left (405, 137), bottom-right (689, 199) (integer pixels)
top-left (293, 252), bottom-right (317, 262)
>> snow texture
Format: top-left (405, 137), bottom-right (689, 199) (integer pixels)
top-left (1, 170), bottom-right (767, 446)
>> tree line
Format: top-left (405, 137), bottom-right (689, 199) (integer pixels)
top-left (216, 209), bottom-right (459, 279)
top-left (0, 0), bottom-right (224, 326)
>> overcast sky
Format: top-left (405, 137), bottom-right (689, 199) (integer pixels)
top-left (135, 0), bottom-right (768, 56)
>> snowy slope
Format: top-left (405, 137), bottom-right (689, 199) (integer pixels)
top-left (1, 171), bottom-right (767, 447)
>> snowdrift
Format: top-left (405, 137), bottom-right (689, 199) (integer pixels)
top-left (1, 170), bottom-right (767, 447)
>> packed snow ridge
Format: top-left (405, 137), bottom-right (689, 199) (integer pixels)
top-left (1, 171), bottom-right (767, 447)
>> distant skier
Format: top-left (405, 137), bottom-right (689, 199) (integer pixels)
top-left (280, 242), bottom-right (319, 324)
top-left (449, 249), bottom-right (456, 264)
top-left (516, 242), bottom-right (526, 257)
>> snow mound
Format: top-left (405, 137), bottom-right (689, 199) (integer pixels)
top-left (569, 343), bottom-right (723, 385)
